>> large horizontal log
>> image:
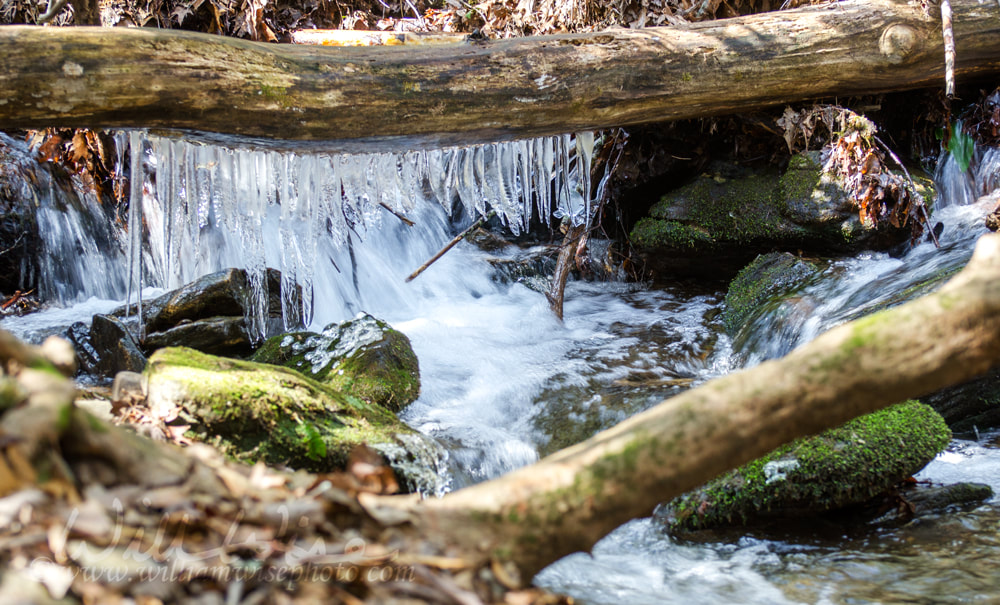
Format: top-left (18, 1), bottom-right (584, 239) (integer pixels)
top-left (388, 231), bottom-right (1000, 582)
top-left (0, 0), bottom-right (999, 148)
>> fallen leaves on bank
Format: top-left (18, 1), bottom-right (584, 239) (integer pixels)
top-left (0, 329), bottom-right (572, 605)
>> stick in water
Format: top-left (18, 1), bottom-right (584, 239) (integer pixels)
top-left (405, 211), bottom-right (496, 282)
top-left (379, 202), bottom-right (416, 227)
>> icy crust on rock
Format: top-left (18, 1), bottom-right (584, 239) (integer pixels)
top-left (298, 313), bottom-right (386, 376)
top-left (126, 131), bottom-right (596, 341)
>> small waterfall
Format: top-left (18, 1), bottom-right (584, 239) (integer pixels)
top-left (0, 133), bottom-right (128, 304)
top-left (126, 131), bottom-right (597, 339)
top-left (933, 143), bottom-right (1000, 209)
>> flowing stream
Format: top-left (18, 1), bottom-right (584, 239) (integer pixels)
top-left (3, 131), bottom-right (1000, 603)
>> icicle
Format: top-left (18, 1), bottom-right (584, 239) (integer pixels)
top-left (168, 139), bottom-right (187, 288)
top-left (473, 145), bottom-right (489, 218)
top-left (455, 146), bottom-right (478, 218)
top-left (298, 154), bottom-right (323, 326)
top-left (575, 131), bottom-right (594, 226)
top-left (533, 137), bottom-right (552, 225)
top-left (127, 130), bottom-right (145, 337)
top-left (195, 144), bottom-right (213, 230)
top-left (125, 130), bottom-right (603, 335)
top-left (280, 152), bottom-right (301, 330)
top-left (517, 139), bottom-right (532, 230)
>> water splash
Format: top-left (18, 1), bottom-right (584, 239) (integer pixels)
top-left (933, 144), bottom-right (1000, 209)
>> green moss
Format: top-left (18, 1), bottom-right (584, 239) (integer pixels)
top-left (0, 377), bottom-right (25, 411)
top-left (56, 402), bottom-right (73, 433)
top-left (633, 169), bottom-right (816, 252)
top-left (258, 84), bottom-right (292, 108)
top-left (723, 252), bottom-right (818, 335)
top-left (252, 316), bottom-right (420, 413)
top-left (630, 218), bottom-right (714, 250)
top-left (660, 400), bottom-right (951, 532)
top-left (779, 151), bottom-right (825, 203)
top-left (145, 346), bottom-right (410, 472)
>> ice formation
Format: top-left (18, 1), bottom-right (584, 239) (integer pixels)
top-left (125, 131), bottom-right (599, 341)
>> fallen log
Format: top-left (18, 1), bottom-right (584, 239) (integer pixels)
top-left (1, 0), bottom-right (999, 147)
top-left (366, 231), bottom-right (1000, 582)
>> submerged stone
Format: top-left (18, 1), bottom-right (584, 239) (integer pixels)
top-left (723, 252), bottom-right (819, 336)
top-left (144, 347), bottom-right (441, 492)
top-left (251, 313), bottom-right (420, 413)
top-left (656, 400), bottom-right (951, 533)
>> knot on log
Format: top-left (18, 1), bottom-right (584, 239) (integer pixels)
top-left (879, 24), bottom-right (917, 63)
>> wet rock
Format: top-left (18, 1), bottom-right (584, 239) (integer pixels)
top-left (987, 207), bottom-right (1000, 232)
top-left (631, 152), bottom-right (929, 275)
top-left (656, 400), bottom-right (951, 533)
top-left (144, 347), bottom-right (441, 492)
top-left (890, 482), bottom-right (993, 519)
top-left (114, 267), bottom-right (292, 335)
top-left (131, 269), bottom-right (251, 335)
top-left (486, 246), bottom-right (558, 293)
top-left (924, 367), bottom-right (1000, 435)
top-left (251, 313), bottom-right (420, 413)
top-left (110, 268), bottom-right (298, 359)
top-left (89, 314), bottom-right (147, 377)
top-left (0, 137), bottom-right (43, 298)
top-left (142, 316), bottom-right (252, 358)
top-left (723, 252), bottom-right (820, 336)
top-left (65, 322), bottom-right (100, 375)
top-left (465, 227), bottom-right (512, 252)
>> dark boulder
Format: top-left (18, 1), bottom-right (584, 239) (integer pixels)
top-left (924, 368), bottom-right (1000, 436)
top-left (142, 316), bottom-right (252, 358)
top-left (88, 314), bottom-right (147, 376)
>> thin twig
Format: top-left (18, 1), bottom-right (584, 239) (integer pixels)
top-left (0, 232), bottom-right (24, 257)
top-left (379, 202), bottom-right (415, 227)
top-left (405, 211), bottom-right (495, 283)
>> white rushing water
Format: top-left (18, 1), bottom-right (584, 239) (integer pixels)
top-left (125, 131), bottom-right (597, 340)
top-left (4, 130), bottom-right (1000, 603)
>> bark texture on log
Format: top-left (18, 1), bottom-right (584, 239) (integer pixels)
top-left (1, 0), bottom-right (999, 146)
top-left (376, 232), bottom-right (1000, 582)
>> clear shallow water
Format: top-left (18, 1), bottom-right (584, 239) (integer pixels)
top-left (538, 435), bottom-right (1000, 605)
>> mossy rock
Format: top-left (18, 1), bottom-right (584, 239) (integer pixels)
top-left (143, 347), bottom-right (438, 488)
top-left (251, 313), bottom-right (419, 413)
top-left (723, 252), bottom-right (819, 335)
top-left (630, 151), bottom-right (917, 260)
top-left (656, 400), bottom-right (951, 533)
